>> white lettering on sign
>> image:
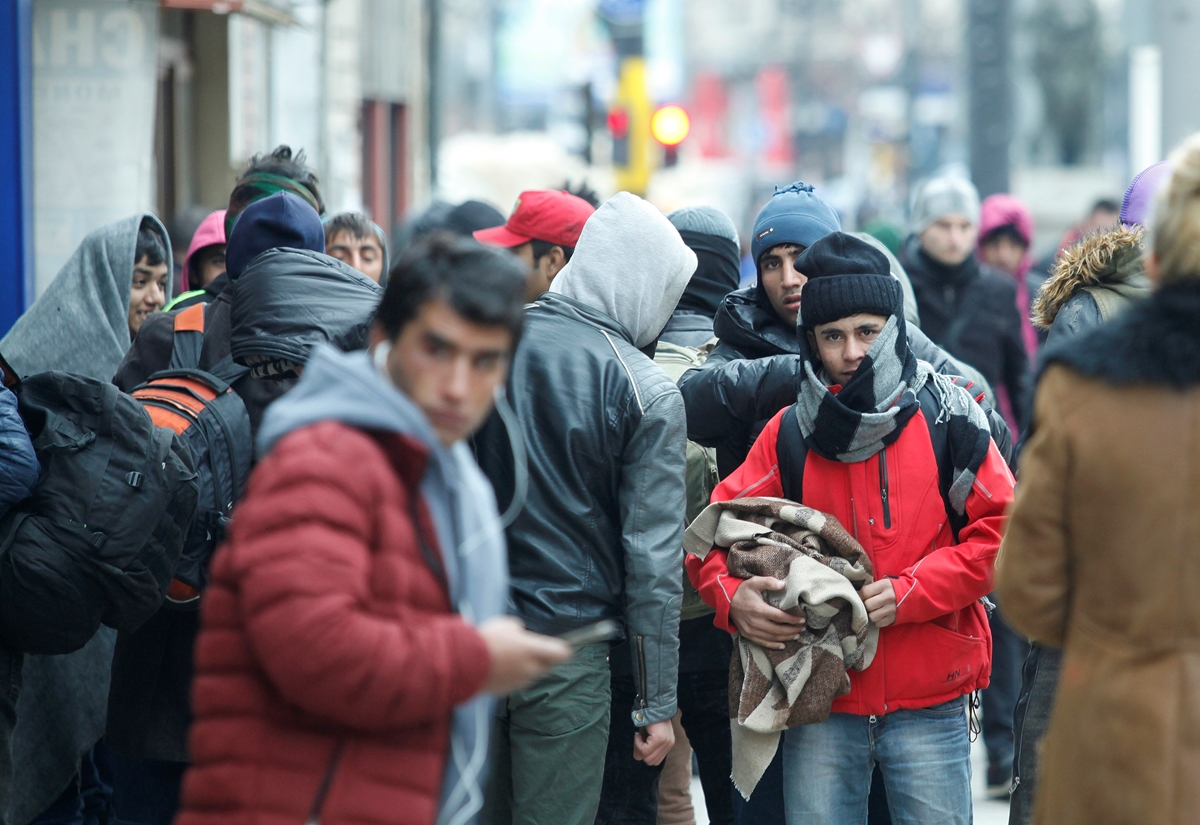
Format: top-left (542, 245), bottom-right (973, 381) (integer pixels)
top-left (49, 10), bottom-right (95, 69)
top-left (38, 9), bottom-right (147, 73)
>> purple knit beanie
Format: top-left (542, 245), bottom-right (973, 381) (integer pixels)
top-left (1121, 160), bottom-right (1173, 227)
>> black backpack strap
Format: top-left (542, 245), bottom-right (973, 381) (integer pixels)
top-left (916, 385), bottom-right (967, 541)
top-left (167, 304), bottom-right (206, 371)
top-left (207, 355), bottom-right (251, 386)
top-left (775, 405), bottom-right (808, 504)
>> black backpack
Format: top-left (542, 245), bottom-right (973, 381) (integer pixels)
top-left (0, 372), bottom-right (199, 655)
top-left (131, 303), bottom-right (252, 604)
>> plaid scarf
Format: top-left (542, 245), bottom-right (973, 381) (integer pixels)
top-left (795, 314), bottom-right (992, 515)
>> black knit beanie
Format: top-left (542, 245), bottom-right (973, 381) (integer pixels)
top-left (798, 232), bottom-right (902, 329)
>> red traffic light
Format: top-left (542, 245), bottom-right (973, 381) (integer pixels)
top-left (607, 108), bottom-right (630, 139)
top-left (650, 104), bottom-right (690, 147)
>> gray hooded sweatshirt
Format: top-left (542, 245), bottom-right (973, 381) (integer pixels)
top-left (257, 344), bottom-right (506, 825)
top-left (549, 191), bottom-right (697, 348)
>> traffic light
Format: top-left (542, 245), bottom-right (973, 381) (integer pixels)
top-left (608, 106), bottom-right (630, 166)
top-left (651, 104), bottom-right (690, 167)
top-left (611, 56), bottom-right (652, 195)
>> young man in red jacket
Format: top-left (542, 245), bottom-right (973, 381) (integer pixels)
top-left (687, 232), bottom-right (1015, 825)
top-left (177, 235), bottom-right (570, 825)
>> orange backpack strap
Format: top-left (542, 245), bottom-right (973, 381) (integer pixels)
top-left (168, 304), bottom-right (206, 370)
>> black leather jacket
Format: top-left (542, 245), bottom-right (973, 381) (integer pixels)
top-left (678, 287), bottom-right (1010, 476)
top-left (475, 293), bottom-right (686, 725)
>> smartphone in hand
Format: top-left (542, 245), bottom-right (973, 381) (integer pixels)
top-left (557, 620), bottom-right (619, 648)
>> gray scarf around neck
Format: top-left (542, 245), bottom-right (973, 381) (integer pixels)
top-left (794, 315), bottom-right (992, 515)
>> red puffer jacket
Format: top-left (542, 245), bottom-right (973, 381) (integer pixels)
top-left (177, 421), bottom-right (491, 825)
top-left (687, 405), bottom-right (1015, 715)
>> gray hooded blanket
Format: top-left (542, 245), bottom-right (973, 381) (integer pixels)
top-left (0, 213), bottom-right (171, 824)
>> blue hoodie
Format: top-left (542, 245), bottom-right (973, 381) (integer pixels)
top-left (225, 191), bottom-right (325, 279)
top-left (258, 344), bottom-right (507, 825)
top-left (0, 387), bottom-right (37, 517)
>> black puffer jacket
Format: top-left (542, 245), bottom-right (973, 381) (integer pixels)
top-left (901, 237), bottom-right (1032, 433)
top-left (230, 248), bottom-right (381, 373)
top-left (115, 292), bottom-right (288, 439)
top-left (677, 287), bottom-right (1007, 477)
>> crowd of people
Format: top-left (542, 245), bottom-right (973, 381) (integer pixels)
top-left (0, 130), bottom-right (1195, 825)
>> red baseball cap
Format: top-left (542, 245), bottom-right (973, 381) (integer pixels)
top-left (474, 190), bottom-right (596, 249)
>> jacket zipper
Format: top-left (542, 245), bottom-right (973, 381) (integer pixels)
top-left (635, 634), bottom-right (649, 725)
top-left (878, 449), bottom-right (891, 529)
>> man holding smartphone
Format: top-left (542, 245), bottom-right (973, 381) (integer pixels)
top-left (474, 193), bottom-right (696, 825)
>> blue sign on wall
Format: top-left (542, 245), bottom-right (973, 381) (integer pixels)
top-left (0, 0), bottom-right (32, 337)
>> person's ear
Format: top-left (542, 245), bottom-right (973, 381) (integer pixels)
top-left (805, 330), bottom-right (817, 350)
top-left (1144, 250), bottom-right (1161, 284)
top-left (545, 246), bottom-right (568, 280)
top-left (369, 324), bottom-right (388, 348)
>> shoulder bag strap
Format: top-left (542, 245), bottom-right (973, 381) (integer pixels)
top-left (167, 304), bottom-right (206, 371)
top-left (776, 405), bottom-right (808, 504)
top-left (916, 386), bottom-right (966, 541)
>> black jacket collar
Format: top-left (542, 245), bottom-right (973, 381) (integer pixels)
top-left (1043, 281), bottom-right (1200, 386)
top-left (712, 287), bottom-right (800, 358)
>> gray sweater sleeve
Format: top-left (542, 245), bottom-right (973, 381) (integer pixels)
top-left (907, 325), bottom-right (996, 406)
top-left (619, 387), bottom-right (686, 726)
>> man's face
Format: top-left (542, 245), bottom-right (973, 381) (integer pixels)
top-left (129, 254), bottom-right (169, 336)
top-left (979, 235), bottom-right (1027, 276)
top-left (327, 230), bottom-right (385, 283)
top-left (920, 215), bottom-right (977, 266)
top-left (510, 242), bottom-right (567, 302)
top-left (807, 313), bottom-right (889, 386)
top-left (374, 298), bottom-right (512, 446)
top-left (760, 243), bottom-right (807, 326)
top-left (1082, 207), bottom-right (1119, 236)
top-left (194, 244), bottom-right (226, 288)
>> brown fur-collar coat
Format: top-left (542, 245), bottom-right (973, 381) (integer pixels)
top-left (998, 282), bottom-right (1200, 825)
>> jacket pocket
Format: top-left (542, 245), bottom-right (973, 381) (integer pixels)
top-left (884, 622), bottom-right (987, 703)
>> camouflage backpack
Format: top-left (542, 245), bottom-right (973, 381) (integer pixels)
top-left (654, 340), bottom-right (719, 621)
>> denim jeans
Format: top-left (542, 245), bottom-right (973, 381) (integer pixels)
top-left (781, 698), bottom-right (972, 825)
top-left (29, 744), bottom-right (113, 825)
top-left (0, 646), bottom-right (19, 825)
top-left (109, 753), bottom-right (186, 825)
top-left (1009, 645), bottom-right (1062, 825)
top-left (597, 670), bottom-right (733, 825)
top-left (981, 602), bottom-right (1030, 784)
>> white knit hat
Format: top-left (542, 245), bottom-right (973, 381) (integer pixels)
top-left (909, 176), bottom-right (981, 235)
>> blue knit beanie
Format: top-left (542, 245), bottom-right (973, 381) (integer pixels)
top-left (750, 182), bottom-right (842, 267)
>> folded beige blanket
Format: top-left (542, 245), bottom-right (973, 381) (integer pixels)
top-left (684, 496), bottom-right (879, 798)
